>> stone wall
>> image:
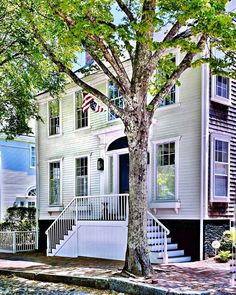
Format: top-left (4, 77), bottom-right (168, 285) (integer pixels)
top-left (204, 221), bottom-right (229, 258)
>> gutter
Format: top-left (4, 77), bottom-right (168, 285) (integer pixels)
top-left (200, 62), bottom-right (210, 261)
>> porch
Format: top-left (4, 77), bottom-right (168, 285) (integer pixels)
top-left (46, 194), bottom-right (190, 263)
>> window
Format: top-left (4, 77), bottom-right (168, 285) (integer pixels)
top-left (160, 85), bottom-right (176, 107)
top-left (49, 100), bottom-right (60, 136)
top-left (28, 188), bottom-right (36, 197)
top-left (211, 136), bottom-right (230, 201)
top-left (75, 157), bottom-right (88, 196)
top-left (75, 91), bottom-right (88, 129)
top-left (28, 201), bottom-right (36, 207)
top-left (156, 142), bottom-right (176, 200)
top-left (30, 146), bottom-right (36, 168)
top-left (108, 80), bottom-right (124, 121)
top-left (49, 161), bottom-right (61, 205)
top-left (20, 201), bottom-right (25, 207)
top-left (211, 75), bottom-right (231, 105)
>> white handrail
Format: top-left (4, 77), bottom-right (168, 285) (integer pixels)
top-left (147, 210), bottom-right (169, 264)
top-left (147, 211), bottom-right (170, 235)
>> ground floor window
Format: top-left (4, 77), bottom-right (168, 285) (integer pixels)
top-left (49, 161), bottom-right (61, 205)
top-left (75, 157), bottom-right (88, 196)
top-left (156, 141), bottom-right (176, 201)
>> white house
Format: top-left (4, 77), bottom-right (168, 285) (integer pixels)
top-left (36, 53), bottom-right (235, 263)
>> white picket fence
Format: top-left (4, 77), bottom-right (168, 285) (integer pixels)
top-left (0, 231), bottom-right (37, 253)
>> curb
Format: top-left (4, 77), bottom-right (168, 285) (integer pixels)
top-left (0, 269), bottom-right (211, 295)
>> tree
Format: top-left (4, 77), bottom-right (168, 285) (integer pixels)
top-left (3, 0), bottom-right (236, 275)
top-left (0, 2), bottom-right (66, 138)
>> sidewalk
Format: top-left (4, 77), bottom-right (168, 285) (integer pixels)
top-left (0, 252), bottom-right (234, 294)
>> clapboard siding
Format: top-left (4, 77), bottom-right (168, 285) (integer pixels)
top-left (37, 63), bottom-right (202, 220)
top-left (150, 66), bottom-right (202, 219)
top-left (208, 79), bottom-right (236, 218)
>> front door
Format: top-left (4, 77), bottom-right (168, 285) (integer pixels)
top-left (119, 153), bottom-right (129, 193)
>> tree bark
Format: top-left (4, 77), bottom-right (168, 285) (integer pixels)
top-left (123, 110), bottom-right (153, 276)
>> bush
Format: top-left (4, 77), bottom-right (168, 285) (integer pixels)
top-left (215, 250), bottom-right (231, 263)
top-left (0, 207), bottom-right (36, 231)
top-left (219, 230), bottom-right (234, 252)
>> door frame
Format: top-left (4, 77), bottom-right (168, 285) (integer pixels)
top-left (105, 148), bottom-right (128, 194)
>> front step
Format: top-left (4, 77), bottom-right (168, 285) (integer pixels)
top-left (167, 256), bottom-right (192, 263)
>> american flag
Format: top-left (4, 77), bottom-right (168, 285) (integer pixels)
top-left (82, 92), bottom-right (105, 113)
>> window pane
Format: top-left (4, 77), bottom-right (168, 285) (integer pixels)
top-left (156, 142), bottom-right (175, 200)
top-left (216, 76), bottom-right (229, 99)
top-left (215, 163), bottom-right (228, 175)
top-left (76, 92), bottom-right (88, 128)
top-left (49, 162), bottom-right (60, 205)
top-left (76, 157), bottom-right (88, 196)
top-left (215, 175), bottom-right (227, 196)
top-left (108, 81), bottom-right (124, 121)
top-left (49, 100), bottom-right (60, 135)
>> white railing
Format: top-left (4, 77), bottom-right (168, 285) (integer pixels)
top-left (46, 194), bottom-right (129, 254)
top-left (0, 231), bottom-right (37, 253)
top-left (147, 211), bottom-right (170, 263)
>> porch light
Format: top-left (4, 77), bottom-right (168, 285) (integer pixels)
top-left (97, 158), bottom-right (104, 171)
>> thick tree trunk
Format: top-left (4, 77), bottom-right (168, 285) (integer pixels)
top-left (123, 111), bottom-right (153, 277)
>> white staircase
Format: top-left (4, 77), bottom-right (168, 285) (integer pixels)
top-left (147, 212), bottom-right (191, 263)
top-left (45, 194), bottom-right (191, 263)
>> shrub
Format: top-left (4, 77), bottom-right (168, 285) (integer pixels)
top-left (219, 230), bottom-right (234, 252)
top-left (215, 250), bottom-right (231, 263)
top-left (0, 207), bottom-right (36, 231)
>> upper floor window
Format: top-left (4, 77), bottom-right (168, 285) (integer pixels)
top-left (211, 135), bottom-right (230, 202)
top-left (156, 142), bottom-right (176, 201)
top-left (75, 91), bottom-right (88, 129)
top-left (211, 75), bottom-right (231, 106)
top-left (28, 188), bottom-right (36, 197)
top-left (160, 85), bottom-right (176, 107)
top-left (49, 100), bottom-right (60, 136)
top-left (49, 161), bottom-right (61, 205)
top-left (30, 146), bottom-right (36, 168)
top-left (108, 80), bottom-right (124, 121)
top-left (75, 157), bottom-right (88, 196)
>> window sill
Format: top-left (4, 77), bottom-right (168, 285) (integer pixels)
top-left (210, 197), bottom-right (229, 203)
top-left (73, 126), bottom-right (91, 133)
top-left (211, 96), bottom-right (231, 107)
top-left (150, 200), bottom-right (181, 213)
top-left (48, 206), bottom-right (64, 213)
top-left (48, 134), bottom-right (62, 139)
top-left (156, 102), bottom-right (181, 113)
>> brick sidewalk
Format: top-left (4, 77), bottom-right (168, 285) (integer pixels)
top-left (0, 252), bottom-right (234, 294)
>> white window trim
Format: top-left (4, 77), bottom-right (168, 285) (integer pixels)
top-left (47, 99), bottom-right (62, 138)
top-left (74, 154), bottom-right (90, 197)
top-left (150, 50), bottom-right (181, 110)
top-left (48, 158), bottom-right (63, 207)
top-left (152, 136), bottom-right (180, 204)
top-left (211, 75), bottom-right (231, 106)
top-left (210, 133), bottom-right (231, 202)
top-left (73, 91), bottom-right (91, 131)
top-left (106, 79), bottom-right (123, 124)
top-left (30, 145), bottom-right (36, 168)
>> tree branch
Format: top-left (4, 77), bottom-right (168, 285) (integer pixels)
top-left (115, 0), bottom-right (135, 22)
top-left (32, 26), bottom-right (125, 119)
top-left (0, 52), bottom-right (22, 67)
top-left (47, 2), bottom-right (131, 95)
top-left (149, 34), bottom-right (207, 110)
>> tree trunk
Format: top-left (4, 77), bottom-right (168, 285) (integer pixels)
top-left (123, 111), bottom-right (153, 277)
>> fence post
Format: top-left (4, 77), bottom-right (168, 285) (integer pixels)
top-left (35, 230), bottom-right (38, 250)
top-left (12, 232), bottom-right (16, 253)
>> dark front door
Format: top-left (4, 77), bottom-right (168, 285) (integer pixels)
top-left (119, 153), bottom-right (129, 193)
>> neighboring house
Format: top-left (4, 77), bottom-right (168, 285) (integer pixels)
top-left (0, 136), bottom-right (36, 220)
top-left (36, 52), bottom-right (235, 263)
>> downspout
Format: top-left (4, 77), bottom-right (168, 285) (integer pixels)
top-left (200, 62), bottom-right (210, 260)
top-left (35, 119), bottom-right (40, 250)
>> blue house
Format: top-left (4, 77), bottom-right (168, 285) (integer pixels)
top-left (0, 135), bottom-right (36, 220)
